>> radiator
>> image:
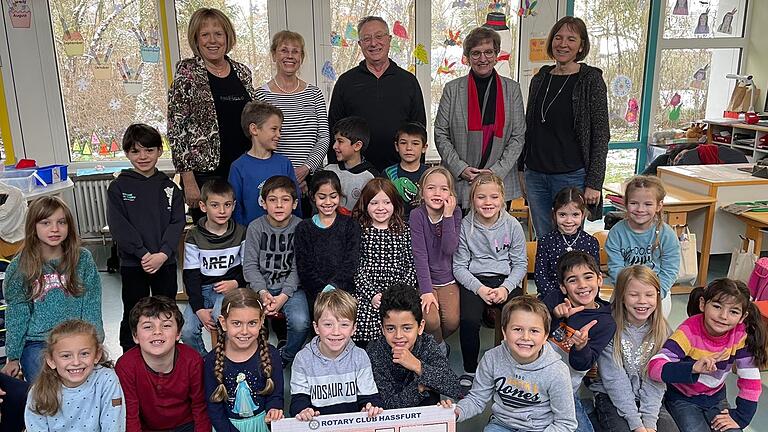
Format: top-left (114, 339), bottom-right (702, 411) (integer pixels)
top-left (73, 177), bottom-right (111, 238)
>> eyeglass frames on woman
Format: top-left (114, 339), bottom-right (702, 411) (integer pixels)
top-left (469, 49), bottom-right (497, 60)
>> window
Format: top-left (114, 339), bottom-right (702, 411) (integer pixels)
top-left (48, 0), bottom-right (169, 161)
top-left (574, 0), bottom-right (651, 142)
top-left (664, 0), bottom-right (747, 39)
top-left (174, 0), bottom-right (272, 87)
top-left (605, 148), bottom-right (638, 184)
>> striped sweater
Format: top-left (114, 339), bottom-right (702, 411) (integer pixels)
top-left (648, 314), bottom-right (761, 428)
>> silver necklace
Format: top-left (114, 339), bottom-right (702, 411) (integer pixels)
top-left (561, 230), bottom-right (581, 252)
top-left (272, 77), bottom-right (301, 94)
top-left (540, 73), bottom-right (571, 123)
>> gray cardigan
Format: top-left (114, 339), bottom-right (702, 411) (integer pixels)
top-left (521, 64), bottom-right (610, 191)
top-left (434, 74), bottom-right (526, 208)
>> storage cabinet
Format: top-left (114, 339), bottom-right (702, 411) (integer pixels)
top-left (705, 120), bottom-right (768, 162)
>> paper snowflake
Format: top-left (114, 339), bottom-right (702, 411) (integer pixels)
top-left (76, 77), bottom-right (90, 92)
top-left (109, 98), bottom-right (122, 111)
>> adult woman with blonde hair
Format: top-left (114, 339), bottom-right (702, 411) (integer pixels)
top-left (168, 8), bottom-right (258, 222)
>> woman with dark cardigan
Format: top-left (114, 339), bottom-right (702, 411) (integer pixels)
top-left (519, 16), bottom-right (610, 237)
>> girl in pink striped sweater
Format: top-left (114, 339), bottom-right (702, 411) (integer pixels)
top-left (648, 278), bottom-right (768, 431)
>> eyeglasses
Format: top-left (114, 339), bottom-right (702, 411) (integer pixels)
top-left (469, 49), bottom-right (497, 60)
top-left (278, 48), bottom-right (302, 56)
top-left (360, 32), bottom-right (390, 45)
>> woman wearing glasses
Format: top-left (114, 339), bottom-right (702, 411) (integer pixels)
top-left (434, 26), bottom-right (526, 210)
top-left (256, 31), bottom-right (329, 215)
top-left (519, 16), bottom-right (609, 238)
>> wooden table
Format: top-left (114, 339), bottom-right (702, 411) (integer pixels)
top-left (738, 211), bottom-right (768, 253)
top-left (604, 182), bottom-right (717, 287)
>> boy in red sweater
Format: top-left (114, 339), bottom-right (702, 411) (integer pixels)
top-left (115, 296), bottom-right (211, 432)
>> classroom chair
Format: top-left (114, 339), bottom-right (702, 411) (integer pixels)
top-left (593, 230), bottom-right (614, 299)
top-left (508, 198), bottom-right (534, 240)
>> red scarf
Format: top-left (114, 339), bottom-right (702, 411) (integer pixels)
top-left (467, 73), bottom-right (505, 157)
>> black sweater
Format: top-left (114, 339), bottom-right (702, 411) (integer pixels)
top-left (294, 214), bottom-right (361, 298)
top-left (107, 169), bottom-right (185, 266)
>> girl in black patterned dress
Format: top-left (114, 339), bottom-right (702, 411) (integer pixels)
top-left (352, 179), bottom-right (417, 348)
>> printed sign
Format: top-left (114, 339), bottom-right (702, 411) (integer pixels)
top-left (273, 406), bottom-right (456, 432)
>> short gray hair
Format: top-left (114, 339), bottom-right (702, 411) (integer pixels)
top-left (357, 16), bottom-right (389, 35)
top-left (462, 26), bottom-right (500, 59)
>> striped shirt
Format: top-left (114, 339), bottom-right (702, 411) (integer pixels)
top-left (648, 314), bottom-right (761, 428)
top-left (256, 83), bottom-right (329, 171)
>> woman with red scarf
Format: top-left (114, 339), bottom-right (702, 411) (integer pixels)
top-left (434, 26), bottom-right (526, 210)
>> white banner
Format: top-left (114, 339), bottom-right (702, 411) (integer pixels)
top-left (272, 405), bottom-right (457, 432)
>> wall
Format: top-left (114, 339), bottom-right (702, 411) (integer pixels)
top-left (746, 2), bottom-right (768, 112)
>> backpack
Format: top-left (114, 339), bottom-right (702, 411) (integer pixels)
top-left (748, 257), bottom-right (768, 301)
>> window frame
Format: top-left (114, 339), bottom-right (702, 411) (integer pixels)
top-left (0, 13), bottom-right (19, 164)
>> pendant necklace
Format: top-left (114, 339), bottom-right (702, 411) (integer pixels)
top-left (540, 73), bottom-right (571, 123)
top-left (562, 230), bottom-right (581, 252)
top-left (272, 77), bottom-right (301, 94)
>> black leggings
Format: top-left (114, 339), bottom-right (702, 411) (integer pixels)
top-left (459, 274), bottom-right (522, 373)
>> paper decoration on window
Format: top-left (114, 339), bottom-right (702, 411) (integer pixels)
top-left (452, 0), bottom-right (469, 7)
top-left (413, 44), bottom-right (428, 65)
top-left (407, 64), bottom-right (416, 74)
top-left (717, 8), bottom-right (736, 34)
top-left (118, 59), bottom-right (143, 96)
top-left (330, 31), bottom-right (348, 47)
top-left (437, 59), bottom-right (457, 75)
top-left (344, 22), bottom-right (358, 41)
top-left (625, 98), bottom-right (639, 124)
top-left (672, 0), bottom-right (688, 15)
top-left (109, 98), bottom-right (122, 111)
top-left (92, 44), bottom-right (114, 80)
top-left (518, 0), bottom-right (538, 17)
top-left (444, 29), bottom-right (462, 47)
top-left (321, 60), bottom-right (336, 81)
top-left (529, 38), bottom-right (548, 62)
top-left (72, 137), bottom-right (83, 153)
top-left (63, 31), bottom-right (85, 57)
top-left (110, 138), bottom-right (120, 155)
top-left (162, 136), bottom-right (171, 153)
top-left (490, 0), bottom-right (506, 11)
top-left (668, 92), bottom-right (682, 122)
top-left (133, 26), bottom-right (161, 63)
top-left (392, 21), bottom-right (409, 39)
top-left (8, 0), bottom-right (31, 28)
top-left (76, 77), bottom-right (90, 92)
top-left (694, 9), bottom-right (710, 35)
top-left (611, 75), bottom-right (632, 97)
top-left (98, 141), bottom-right (109, 156)
top-left (690, 64), bottom-right (709, 89)
top-left (113, 0), bottom-right (124, 13)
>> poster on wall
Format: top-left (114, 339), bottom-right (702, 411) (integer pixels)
top-left (273, 406), bottom-right (456, 432)
top-left (8, 0), bottom-right (32, 29)
top-left (529, 37), bottom-right (548, 62)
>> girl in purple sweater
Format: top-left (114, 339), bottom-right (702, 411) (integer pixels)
top-left (409, 166), bottom-right (462, 356)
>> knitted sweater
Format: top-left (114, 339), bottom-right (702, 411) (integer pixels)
top-left (648, 314), bottom-right (761, 429)
top-left (535, 228), bottom-right (600, 298)
top-left (366, 334), bottom-right (461, 409)
top-left (409, 205), bottom-right (462, 294)
top-left (4, 248), bottom-right (103, 360)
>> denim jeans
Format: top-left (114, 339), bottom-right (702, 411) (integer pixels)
top-left (524, 168), bottom-right (586, 238)
top-left (181, 284), bottom-right (224, 355)
top-left (20, 340), bottom-right (46, 383)
top-left (575, 396), bottom-right (596, 432)
top-left (484, 418), bottom-right (524, 432)
top-left (270, 289), bottom-right (310, 364)
top-left (666, 397), bottom-right (741, 432)
top-left (594, 392), bottom-right (680, 432)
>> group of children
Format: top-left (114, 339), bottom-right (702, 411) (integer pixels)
top-left (0, 98), bottom-right (766, 432)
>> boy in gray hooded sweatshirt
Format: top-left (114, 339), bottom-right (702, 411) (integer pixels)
top-left (441, 296), bottom-right (577, 431)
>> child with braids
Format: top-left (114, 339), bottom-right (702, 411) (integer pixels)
top-left (649, 278), bottom-right (768, 431)
top-left (203, 288), bottom-right (284, 432)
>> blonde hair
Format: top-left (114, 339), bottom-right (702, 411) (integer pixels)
top-left (469, 173), bottom-right (505, 217)
top-left (417, 166), bottom-right (456, 206)
top-left (313, 289), bottom-right (358, 323)
top-left (623, 175), bottom-right (666, 254)
top-left (30, 320), bottom-right (110, 416)
top-left (19, 196), bottom-right (82, 300)
top-left (187, 8), bottom-right (237, 58)
top-left (210, 288), bottom-right (273, 403)
top-left (611, 266), bottom-right (669, 373)
top-left (270, 30), bottom-right (306, 61)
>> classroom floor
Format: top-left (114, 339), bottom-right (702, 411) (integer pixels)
top-left (93, 251), bottom-right (768, 432)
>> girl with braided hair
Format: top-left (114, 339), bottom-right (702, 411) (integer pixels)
top-left (203, 288), bottom-right (284, 431)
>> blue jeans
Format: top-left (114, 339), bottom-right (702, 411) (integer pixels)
top-left (181, 284), bottom-right (224, 355)
top-left (524, 168), bottom-right (586, 238)
top-left (484, 418), bottom-right (523, 432)
top-left (575, 396), bottom-right (596, 432)
top-left (666, 397), bottom-right (741, 432)
top-left (20, 340), bottom-right (46, 383)
top-left (270, 289), bottom-right (310, 363)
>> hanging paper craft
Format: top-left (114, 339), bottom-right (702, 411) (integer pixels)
top-left (330, 31), bottom-right (348, 47)
top-left (98, 142), bottom-right (109, 156)
top-left (8, 0), bottom-right (31, 28)
top-left (162, 136), bottom-right (171, 153)
top-left (518, 0), bottom-right (537, 17)
top-left (110, 138), bottom-right (120, 154)
top-left (390, 38), bottom-right (402, 54)
top-left (413, 44), bottom-right (428, 65)
top-left (625, 98), bottom-right (639, 124)
top-left (444, 29), bottom-right (462, 46)
top-left (672, 0), bottom-right (688, 15)
top-left (452, 0), bottom-right (470, 7)
top-left (489, 0), bottom-right (506, 11)
top-left (392, 21), bottom-right (409, 39)
top-left (668, 92), bottom-right (682, 122)
top-left (407, 64), bottom-right (416, 74)
top-left (717, 8), bottom-right (736, 34)
top-left (437, 59), bottom-right (457, 75)
top-left (118, 59), bottom-right (143, 96)
top-left (344, 22), bottom-right (357, 41)
top-left (76, 77), bottom-right (90, 92)
top-left (694, 9), bottom-right (710, 35)
top-left (93, 44), bottom-right (114, 80)
top-left (690, 64), bottom-right (709, 89)
top-left (62, 31), bottom-right (85, 57)
top-left (529, 38), bottom-right (548, 62)
top-left (321, 60), bottom-right (336, 81)
top-left (133, 26), bottom-right (160, 63)
top-left (109, 98), bottom-right (122, 111)
top-left (72, 137), bottom-right (83, 153)
top-left (611, 75), bottom-right (632, 97)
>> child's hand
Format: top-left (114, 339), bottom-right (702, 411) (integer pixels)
top-left (421, 292), bottom-right (439, 315)
top-left (392, 347), bottom-right (422, 374)
top-left (477, 286), bottom-right (494, 305)
top-left (265, 408), bottom-right (284, 423)
top-left (692, 349), bottom-right (729, 374)
top-left (491, 287), bottom-right (509, 304)
top-left (214, 280), bottom-right (238, 294)
top-left (438, 400), bottom-right (460, 419)
top-left (567, 320), bottom-right (598, 351)
top-left (142, 252), bottom-right (168, 274)
top-left (361, 402), bottom-right (383, 417)
top-left (443, 195), bottom-right (457, 217)
top-left (271, 293), bottom-right (289, 314)
top-left (711, 409), bottom-right (739, 431)
top-left (372, 293), bottom-right (383, 309)
top-left (295, 407), bottom-right (319, 421)
top-left (553, 299), bottom-right (585, 319)
top-left (259, 290), bottom-right (276, 312)
top-left (1, 360), bottom-right (20, 377)
top-left (195, 308), bottom-right (216, 331)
